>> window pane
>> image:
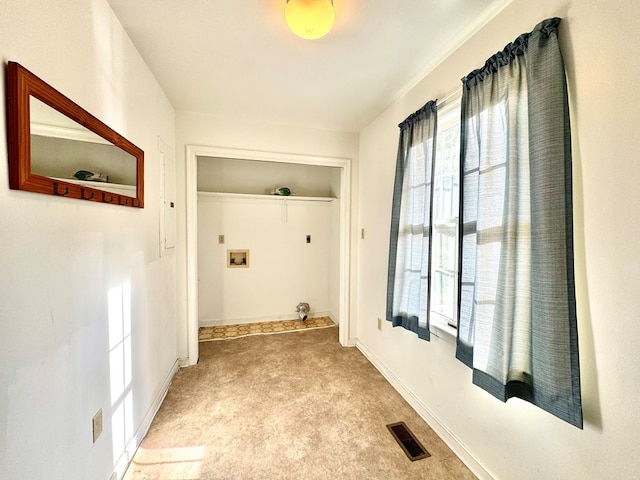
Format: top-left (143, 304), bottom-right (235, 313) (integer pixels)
top-left (429, 93), bottom-right (461, 328)
top-left (431, 270), bottom-right (456, 322)
top-left (432, 224), bottom-right (457, 271)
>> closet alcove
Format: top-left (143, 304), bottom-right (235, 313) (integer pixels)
top-left (196, 156), bottom-right (341, 328)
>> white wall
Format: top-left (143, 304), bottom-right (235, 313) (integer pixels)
top-left (0, 2), bottom-right (177, 480)
top-left (175, 112), bottom-right (360, 355)
top-left (198, 195), bottom-right (334, 324)
top-left (197, 156), bottom-right (337, 197)
top-left (356, 0), bottom-right (640, 479)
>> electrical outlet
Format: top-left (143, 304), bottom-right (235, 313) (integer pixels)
top-left (92, 409), bottom-right (103, 444)
top-left (218, 234), bottom-right (225, 244)
top-left (377, 317), bottom-right (382, 331)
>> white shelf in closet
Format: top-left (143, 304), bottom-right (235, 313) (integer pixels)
top-left (197, 191), bottom-right (336, 203)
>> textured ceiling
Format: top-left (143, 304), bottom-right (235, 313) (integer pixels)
top-left (107, 0), bottom-right (510, 132)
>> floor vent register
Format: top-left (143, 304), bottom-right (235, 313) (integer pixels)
top-left (386, 422), bottom-right (431, 461)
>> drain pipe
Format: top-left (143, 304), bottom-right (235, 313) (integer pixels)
top-left (296, 302), bottom-right (310, 322)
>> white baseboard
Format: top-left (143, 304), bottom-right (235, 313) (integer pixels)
top-left (112, 358), bottom-right (182, 479)
top-left (177, 356), bottom-right (190, 368)
top-left (355, 339), bottom-right (494, 480)
top-left (199, 310), bottom-right (333, 327)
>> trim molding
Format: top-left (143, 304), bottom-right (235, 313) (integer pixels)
top-left (112, 358), bottom-right (182, 479)
top-left (185, 144), bottom-right (353, 365)
top-left (355, 340), bottom-right (494, 480)
top-left (199, 311), bottom-right (334, 327)
top-left (390, 0), bottom-right (515, 106)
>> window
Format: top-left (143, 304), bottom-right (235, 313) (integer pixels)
top-left (386, 100), bottom-right (437, 341)
top-left (387, 96), bottom-right (460, 339)
top-left (429, 93), bottom-right (461, 332)
top-left (455, 18), bottom-right (582, 427)
top-left (389, 18), bottom-right (580, 428)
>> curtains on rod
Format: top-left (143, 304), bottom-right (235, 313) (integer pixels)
top-left (456, 18), bottom-right (582, 427)
top-left (386, 100), bottom-right (438, 341)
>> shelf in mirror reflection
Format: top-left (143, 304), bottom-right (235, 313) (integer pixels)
top-left (30, 97), bottom-right (137, 189)
top-left (50, 177), bottom-right (136, 196)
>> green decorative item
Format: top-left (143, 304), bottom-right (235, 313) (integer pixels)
top-left (73, 170), bottom-right (108, 182)
top-left (272, 186), bottom-right (292, 196)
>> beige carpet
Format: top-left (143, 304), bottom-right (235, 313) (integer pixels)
top-left (124, 326), bottom-right (476, 480)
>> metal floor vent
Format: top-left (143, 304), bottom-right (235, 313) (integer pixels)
top-left (386, 422), bottom-right (431, 461)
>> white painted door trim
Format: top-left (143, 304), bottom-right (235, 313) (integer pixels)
top-left (185, 144), bottom-right (352, 365)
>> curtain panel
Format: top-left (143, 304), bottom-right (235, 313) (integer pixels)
top-left (456, 18), bottom-right (583, 427)
top-left (386, 100), bottom-right (438, 340)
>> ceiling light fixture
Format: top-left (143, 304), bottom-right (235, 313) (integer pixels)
top-left (285, 0), bottom-right (335, 40)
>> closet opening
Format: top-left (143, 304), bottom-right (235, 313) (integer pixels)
top-left (185, 145), bottom-right (352, 365)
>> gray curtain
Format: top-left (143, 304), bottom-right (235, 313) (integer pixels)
top-left (386, 101), bottom-right (438, 340)
top-left (456, 18), bottom-right (582, 428)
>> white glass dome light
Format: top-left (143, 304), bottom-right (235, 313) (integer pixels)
top-left (285, 0), bottom-right (336, 40)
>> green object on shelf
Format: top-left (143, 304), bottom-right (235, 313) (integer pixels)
top-left (73, 170), bottom-right (108, 182)
top-left (274, 187), bottom-right (291, 196)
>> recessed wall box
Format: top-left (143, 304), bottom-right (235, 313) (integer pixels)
top-left (227, 249), bottom-right (249, 268)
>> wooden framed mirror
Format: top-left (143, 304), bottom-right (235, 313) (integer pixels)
top-left (6, 61), bottom-right (144, 207)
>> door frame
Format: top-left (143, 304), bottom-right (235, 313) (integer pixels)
top-left (185, 144), bottom-right (352, 365)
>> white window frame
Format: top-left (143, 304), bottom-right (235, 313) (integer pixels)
top-left (429, 91), bottom-right (461, 339)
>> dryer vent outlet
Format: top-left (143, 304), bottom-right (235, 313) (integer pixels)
top-left (296, 302), bottom-right (310, 322)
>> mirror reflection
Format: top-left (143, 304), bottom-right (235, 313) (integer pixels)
top-left (6, 61), bottom-right (144, 207)
top-left (30, 97), bottom-right (137, 197)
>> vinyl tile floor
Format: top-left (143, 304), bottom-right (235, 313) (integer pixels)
top-left (198, 316), bottom-right (335, 342)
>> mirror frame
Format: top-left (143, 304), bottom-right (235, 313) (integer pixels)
top-left (6, 61), bottom-right (144, 207)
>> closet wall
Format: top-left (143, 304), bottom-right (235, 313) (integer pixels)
top-left (197, 157), bottom-right (341, 325)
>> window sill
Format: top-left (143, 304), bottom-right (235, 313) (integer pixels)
top-left (430, 320), bottom-right (457, 345)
